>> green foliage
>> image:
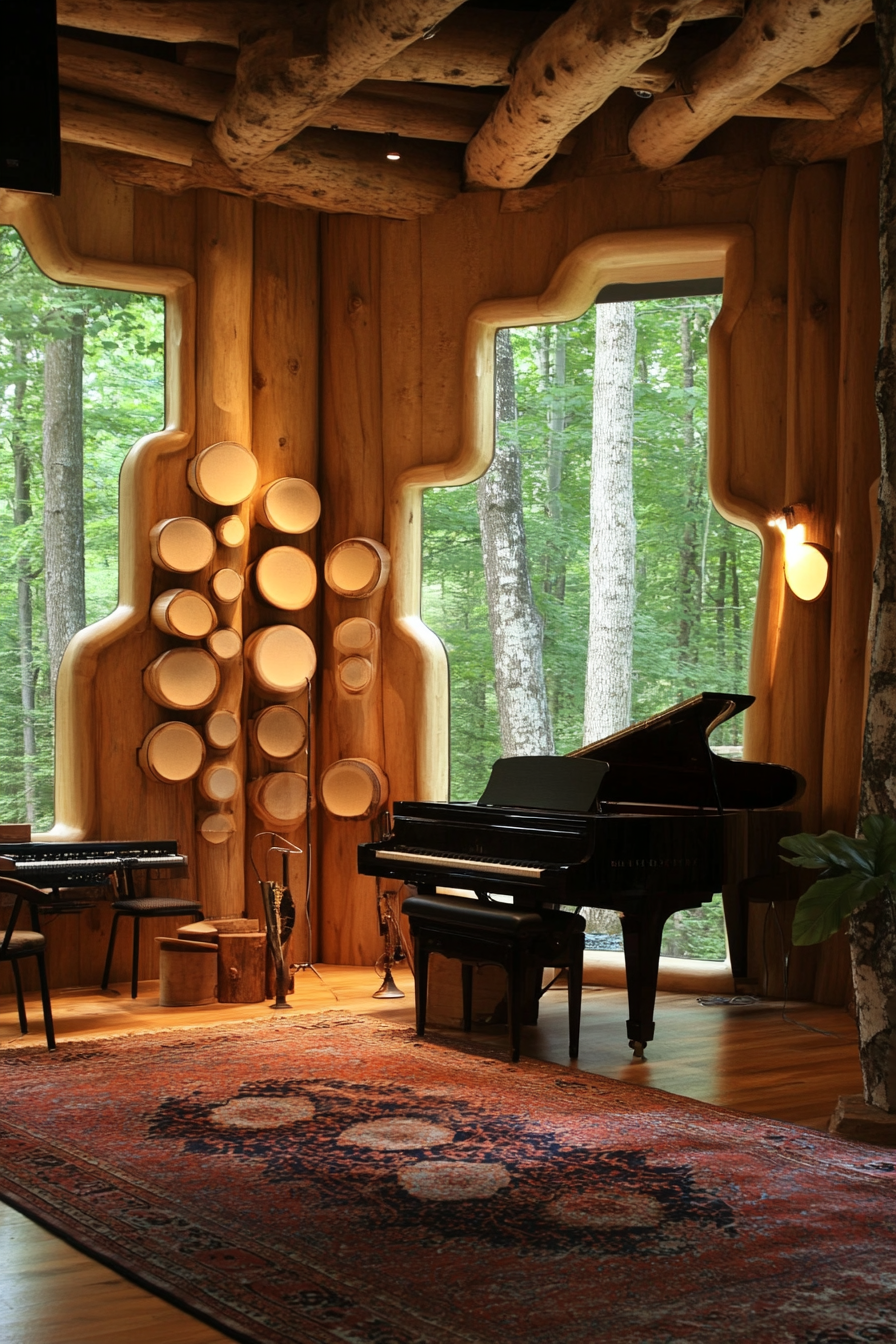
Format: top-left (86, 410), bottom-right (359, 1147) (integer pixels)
top-left (424, 296), bottom-right (758, 962)
top-left (423, 298), bottom-right (762, 804)
top-left (0, 225), bottom-right (164, 828)
top-left (781, 816), bottom-right (896, 945)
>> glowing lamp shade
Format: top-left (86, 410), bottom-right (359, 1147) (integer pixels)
top-left (774, 520), bottom-right (830, 602)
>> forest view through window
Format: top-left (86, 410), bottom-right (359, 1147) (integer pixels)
top-left (0, 226), bottom-right (165, 830)
top-left (422, 293), bottom-right (761, 962)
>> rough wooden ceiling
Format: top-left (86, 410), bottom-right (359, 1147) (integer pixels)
top-left (54, 0), bottom-right (883, 218)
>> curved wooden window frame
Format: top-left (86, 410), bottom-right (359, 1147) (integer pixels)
top-left (387, 223), bottom-right (773, 802)
top-left (0, 191), bottom-right (195, 841)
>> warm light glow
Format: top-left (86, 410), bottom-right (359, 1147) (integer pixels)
top-left (771, 518), bottom-right (830, 601)
top-left (386, 151), bottom-right (401, 161)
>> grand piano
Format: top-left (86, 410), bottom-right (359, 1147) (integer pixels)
top-left (358, 692), bottom-right (804, 1055)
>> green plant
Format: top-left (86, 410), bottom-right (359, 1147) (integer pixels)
top-left (780, 815), bottom-right (896, 945)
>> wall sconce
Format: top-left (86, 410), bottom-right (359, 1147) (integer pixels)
top-left (769, 508), bottom-right (831, 602)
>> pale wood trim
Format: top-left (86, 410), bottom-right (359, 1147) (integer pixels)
top-left (0, 191), bottom-right (195, 841)
top-left (385, 224), bottom-right (755, 800)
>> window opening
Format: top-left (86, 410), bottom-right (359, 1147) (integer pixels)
top-left (422, 293), bottom-right (761, 963)
top-left (0, 225), bottom-right (165, 829)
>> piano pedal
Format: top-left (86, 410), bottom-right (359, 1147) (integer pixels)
top-left (629, 1040), bottom-right (647, 1060)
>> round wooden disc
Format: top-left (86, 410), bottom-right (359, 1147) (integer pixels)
top-left (253, 705), bottom-right (306, 761)
top-left (138, 721), bottom-right (205, 783)
top-left (324, 538), bottom-right (391, 598)
top-left (258, 477), bottom-right (321, 534)
top-left (248, 772), bottom-right (309, 827)
top-left (143, 648), bottom-right (220, 710)
top-left (198, 812), bottom-right (236, 846)
top-left (216, 514), bottom-right (246, 547)
top-left (320, 757), bottom-right (388, 820)
top-left (151, 588), bottom-right (218, 640)
top-left (199, 763), bottom-right (239, 802)
top-left (207, 627), bottom-right (242, 661)
top-left (245, 626), bottom-right (316, 697)
top-left (188, 441), bottom-right (259, 505)
top-left (210, 568), bottom-right (244, 603)
top-left (150, 517), bottom-right (216, 574)
top-left (255, 547), bottom-right (317, 611)
top-left (205, 709), bottom-right (240, 750)
top-left (334, 617), bottom-right (377, 654)
top-left (337, 656), bottom-right (373, 693)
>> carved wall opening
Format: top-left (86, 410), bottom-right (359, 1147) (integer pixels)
top-left (0, 223), bottom-right (164, 829)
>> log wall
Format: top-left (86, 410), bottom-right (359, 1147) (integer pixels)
top-left (0, 140), bottom-right (881, 1007)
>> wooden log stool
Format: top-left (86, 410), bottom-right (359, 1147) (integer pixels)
top-left (402, 893), bottom-right (586, 1064)
top-left (217, 932), bottom-right (267, 1004)
top-left (156, 937), bottom-right (218, 1006)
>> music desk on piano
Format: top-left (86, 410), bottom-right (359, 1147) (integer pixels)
top-left (359, 693), bottom-right (804, 1056)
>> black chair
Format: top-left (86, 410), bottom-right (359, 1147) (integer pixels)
top-left (0, 876), bottom-right (56, 1051)
top-left (101, 894), bottom-right (203, 998)
top-left (403, 892), bottom-right (586, 1063)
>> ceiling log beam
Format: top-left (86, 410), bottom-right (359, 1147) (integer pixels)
top-left (209, 0), bottom-right (469, 172)
top-left (770, 81), bottom-right (882, 162)
top-left (56, 0), bottom-right (300, 47)
top-left (464, 0), bottom-right (708, 191)
top-left (59, 86), bottom-right (461, 217)
top-left (628, 0), bottom-right (874, 170)
top-left (59, 88), bottom-right (209, 164)
top-left (85, 129), bottom-right (460, 218)
top-left (58, 36), bottom-right (497, 143)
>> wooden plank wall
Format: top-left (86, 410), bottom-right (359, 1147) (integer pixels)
top-left (0, 142), bottom-right (882, 1006)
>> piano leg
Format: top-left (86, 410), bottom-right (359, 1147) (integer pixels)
top-left (413, 935), bottom-right (429, 1038)
top-left (619, 895), bottom-right (710, 1058)
top-left (461, 963), bottom-right (473, 1032)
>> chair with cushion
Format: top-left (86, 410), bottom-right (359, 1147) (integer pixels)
top-left (0, 876), bottom-right (56, 1050)
top-left (402, 892), bottom-right (585, 1063)
top-left (101, 894), bottom-right (204, 999)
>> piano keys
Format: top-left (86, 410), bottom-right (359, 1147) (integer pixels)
top-left (0, 839), bottom-right (189, 914)
top-left (359, 692), bottom-right (804, 1056)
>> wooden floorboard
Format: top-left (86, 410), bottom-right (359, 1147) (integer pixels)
top-left (0, 965), bottom-right (865, 1343)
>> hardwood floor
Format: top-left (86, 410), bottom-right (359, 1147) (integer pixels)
top-left (0, 966), bottom-right (864, 1344)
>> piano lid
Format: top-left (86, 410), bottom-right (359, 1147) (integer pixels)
top-left (571, 692), bottom-right (805, 811)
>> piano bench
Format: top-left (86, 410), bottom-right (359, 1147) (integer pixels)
top-left (402, 893), bottom-right (585, 1064)
top-left (101, 898), bottom-right (204, 999)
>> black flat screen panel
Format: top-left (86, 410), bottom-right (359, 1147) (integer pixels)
top-left (0, 1), bottom-right (60, 196)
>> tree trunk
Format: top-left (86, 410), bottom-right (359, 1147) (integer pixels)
top-left (11, 343), bottom-right (36, 822)
top-left (583, 302), bottom-right (636, 743)
top-left (477, 328), bottom-right (554, 758)
top-left (856, 0), bottom-right (896, 1113)
top-left (543, 326), bottom-right (567, 603)
top-left (42, 313), bottom-right (86, 695)
top-left (677, 308), bottom-right (702, 673)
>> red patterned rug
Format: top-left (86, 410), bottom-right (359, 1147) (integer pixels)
top-left (1, 1014), bottom-right (895, 1344)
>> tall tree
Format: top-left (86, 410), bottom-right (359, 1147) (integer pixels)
top-left (584, 302), bottom-right (636, 743)
top-left (42, 310), bottom-right (86, 694)
top-left (477, 328), bottom-right (554, 757)
top-left (855, 0), bottom-right (896, 1112)
top-left (10, 340), bottom-right (37, 820)
top-left (676, 308), bottom-right (702, 672)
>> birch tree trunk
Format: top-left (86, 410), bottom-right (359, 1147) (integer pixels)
top-left (584, 302), bottom-right (636, 743)
top-left (42, 313), bottom-right (86, 696)
top-left (477, 328), bottom-right (554, 758)
top-left (855, 0), bottom-right (896, 1113)
top-left (677, 309), bottom-right (702, 674)
top-left (11, 342), bottom-right (36, 822)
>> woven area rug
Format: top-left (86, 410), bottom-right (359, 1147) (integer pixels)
top-left (1, 1016), bottom-right (895, 1344)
